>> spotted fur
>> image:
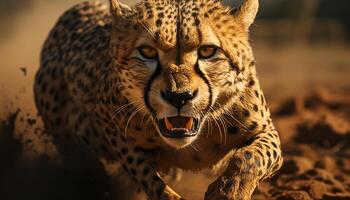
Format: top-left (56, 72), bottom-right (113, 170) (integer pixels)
top-left (34, 0), bottom-right (283, 199)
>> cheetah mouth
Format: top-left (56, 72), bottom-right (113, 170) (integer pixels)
top-left (158, 116), bottom-right (200, 138)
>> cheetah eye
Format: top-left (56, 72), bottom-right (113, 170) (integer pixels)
top-left (138, 46), bottom-right (158, 60)
top-left (198, 45), bottom-right (218, 59)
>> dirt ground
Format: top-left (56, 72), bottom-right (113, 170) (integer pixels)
top-left (1, 89), bottom-right (350, 200)
top-left (253, 89), bottom-right (350, 200)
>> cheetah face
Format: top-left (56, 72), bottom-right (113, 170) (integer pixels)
top-left (109, 0), bottom-right (258, 148)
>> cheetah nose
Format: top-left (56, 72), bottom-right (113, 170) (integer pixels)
top-left (161, 90), bottom-right (198, 109)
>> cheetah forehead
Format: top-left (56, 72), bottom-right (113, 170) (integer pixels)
top-left (130, 0), bottom-right (234, 48)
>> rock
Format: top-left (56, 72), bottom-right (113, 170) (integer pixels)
top-left (308, 181), bottom-right (329, 199)
top-left (276, 190), bottom-right (312, 200)
top-left (279, 156), bottom-right (313, 175)
top-left (314, 156), bottom-right (337, 172)
top-left (322, 193), bottom-right (350, 200)
top-left (275, 98), bottom-right (298, 116)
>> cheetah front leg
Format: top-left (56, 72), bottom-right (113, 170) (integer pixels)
top-left (117, 144), bottom-right (183, 200)
top-left (69, 108), bottom-right (183, 200)
top-left (205, 128), bottom-right (283, 200)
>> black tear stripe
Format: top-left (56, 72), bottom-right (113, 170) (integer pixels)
top-left (144, 62), bottom-right (162, 118)
top-left (194, 61), bottom-right (213, 114)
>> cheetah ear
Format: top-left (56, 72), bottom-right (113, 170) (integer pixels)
top-left (234, 0), bottom-right (259, 31)
top-left (109, 0), bottom-right (132, 18)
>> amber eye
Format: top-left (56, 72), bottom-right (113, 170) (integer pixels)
top-left (198, 45), bottom-right (218, 59)
top-left (138, 46), bottom-right (158, 60)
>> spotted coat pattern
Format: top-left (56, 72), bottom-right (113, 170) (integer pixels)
top-left (34, 0), bottom-right (283, 199)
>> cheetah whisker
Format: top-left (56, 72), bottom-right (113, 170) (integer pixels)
top-left (224, 111), bottom-right (249, 132)
top-left (111, 101), bottom-right (136, 120)
top-left (208, 111), bottom-right (224, 145)
top-left (214, 101), bottom-right (249, 132)
top-left (140, 21), bottom-right (156, 41)
top-left (189, 143), bottom-right (200, 152)
top-left (219, 115), bottom-right (228, 145)
top-left (204, 112), bottom-right (214, 138)
top-left (124, 104), bottom-right (144, 136)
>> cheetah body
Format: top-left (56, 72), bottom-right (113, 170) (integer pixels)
top-left (34, 1), bottom-right (283, 199)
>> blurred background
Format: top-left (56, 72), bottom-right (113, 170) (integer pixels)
top-left (0, 0), bottom-right (349, 115)
top-left (0, 0), bottom-right (349, 106)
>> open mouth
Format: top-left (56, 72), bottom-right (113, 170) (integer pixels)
top-left (158, 116), bottom-right (200, 138)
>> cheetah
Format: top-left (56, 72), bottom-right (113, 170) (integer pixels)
top-left (34, 0), bottom-right (283, 199)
